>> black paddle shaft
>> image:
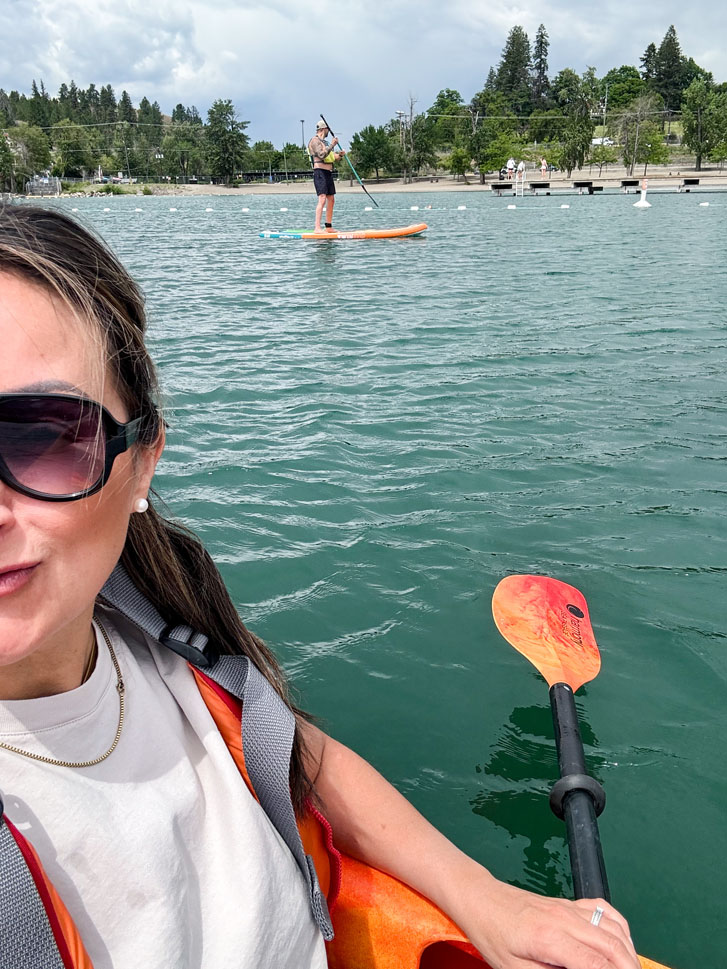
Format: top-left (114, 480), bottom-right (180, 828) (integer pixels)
top-left (549, 682), bottom-right (610, 901)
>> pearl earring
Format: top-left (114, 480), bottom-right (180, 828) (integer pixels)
top-left (134, 498), bottom-right (149, 514)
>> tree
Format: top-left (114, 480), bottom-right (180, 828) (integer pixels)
top-left (551, 68), bottom-right (582, 110)
top-left (50, 119), bottom-right (93, 176)
top-left (447, 146), bottom-right (471, 181)
top-left (615, 94), bottom-right (662, 174)
top-left (246, 140), bottom-right (279, 174)
top-left (654, 25), bottom-right (684, 112)
top-left (528, 108), bottom-right (566, 144)
top-left (495, 26), bottom-right (532, 116)
top-left (601, 66), bottom-right (645, 111)
top-left (681, 80), bottom-right (726, 170)
top-left (350, 125), bottom-right (395, 180)
top-left (471, 129), bottom-right (525, 177)
top-left (426, 89), bottom-right (466, 148)
top-left (12, 124), bottom-right (51, 175)
top-left (640, 43), bottom-right (658, 85)
top-left (117, 91), bottom-right (136, 124)
top-left (162, 123), bottom-right (205, 179)
top-left (638, 122), bottom-right (670, 173)
top-left (587, 143), bottom-right (618, 175)
top-left (556, 70), bottom-right (597, 175)
top-left (0, 130), bottom-right (15, 191)
top-left (531, 24), bottom-right (550, 109)
top-left (205, 100), bottom-right (249, 181)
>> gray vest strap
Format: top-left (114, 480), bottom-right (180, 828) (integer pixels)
top-left (99, 564), bottom-right (333, 940)
top-left (0, 818), bottom-right (66, 968)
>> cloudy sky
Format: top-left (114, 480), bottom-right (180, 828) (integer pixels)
top-left (2, 0), bottom-right (726, 146)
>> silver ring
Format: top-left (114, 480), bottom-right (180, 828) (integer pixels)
top-left (590, 906), bottom-right (605, 927)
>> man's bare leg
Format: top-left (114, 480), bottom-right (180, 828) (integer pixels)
top-left (325, 195), bottom-right (335, 231)
top-left (315, 194), bottom-right (326, 232)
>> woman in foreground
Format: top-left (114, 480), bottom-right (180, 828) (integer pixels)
top-left (0, 205), bottom-right (640, 969)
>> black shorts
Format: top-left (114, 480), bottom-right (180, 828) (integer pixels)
top-left (313, 168), bottom-right (336, 197)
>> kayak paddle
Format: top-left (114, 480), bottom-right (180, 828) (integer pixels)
top-left (320, 113), bottom-right (380, 208)
top-left (491, 574), bottom-right (669, 969)
top-left (492, 574), bottom-right (607, 899)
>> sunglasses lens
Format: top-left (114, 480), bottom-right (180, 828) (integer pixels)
top-left (1, 396), bottom-right (105, 497)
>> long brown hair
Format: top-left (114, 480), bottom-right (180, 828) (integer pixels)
top-left (0, 204), bottom-right (314, 812)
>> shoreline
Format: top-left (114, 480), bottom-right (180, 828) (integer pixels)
top-left (13, 166), bottom-right (727, 201)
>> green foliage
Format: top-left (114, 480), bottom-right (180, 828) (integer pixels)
top-left (447, 146), bottom-right (471, 179)
top-left (350, 125), bottom-right (395, 179)
top-left (681, 80), bottom-right (727, 169)
top-left (142, 185), bottom-right (153, 195)
top-left (616, 94), bottom-right (664, 174)
top-left (532, 24), bottom-right (550, 109)
top-left (11, 124), bottom-right (51, 175)
top-left (50, 118), bottom-right (93, 176)
top-left (472, 130), bottom-right (525, 175)
top-left (654, 25), bottom-right (684, 111)
top-left (426, 89), bottom-right (467, 148)
top-left (247, 140), bottom-right (280, 173)
top-left (587, 143), bottom-right (619, 174)
top-left (495, 26), bottom-right (533, 115)
top-left (205, 99), bottom-right (249, 181)
top-left (528, 108), bottom-right (566, 143)
top-left (602, 65), bottom-right (645, 110)
top-left (0, 131), bottom-right (15, 189)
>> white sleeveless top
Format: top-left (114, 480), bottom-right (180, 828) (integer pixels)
top-left (0, 608), bottom-right (327, 969)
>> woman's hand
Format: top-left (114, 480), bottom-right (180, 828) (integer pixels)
top-left (451, 867), bottom-right (640, 969)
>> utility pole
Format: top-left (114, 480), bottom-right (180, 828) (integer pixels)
top-left (602, 83), bottom-right (609, 131)
top-left (300, 119), bottom-right (305, 148)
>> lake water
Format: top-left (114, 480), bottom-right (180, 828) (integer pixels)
top-left (50, 189), bottom-right (726, 967)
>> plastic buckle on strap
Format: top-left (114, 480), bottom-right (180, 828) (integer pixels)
top-left (159, 627), bottom-right (218, 667)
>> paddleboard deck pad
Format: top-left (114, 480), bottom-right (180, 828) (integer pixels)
top-left (260, 223), bottom-right (428, 240)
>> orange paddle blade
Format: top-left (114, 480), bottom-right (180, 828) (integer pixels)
top-left (492, 575), bottom-right (601, 691)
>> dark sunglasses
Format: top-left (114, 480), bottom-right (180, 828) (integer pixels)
top-left (0, 393), bottom-right (144, 501)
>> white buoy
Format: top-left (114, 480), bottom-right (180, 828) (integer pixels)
top-left (507, 204), bottom-right (517, 210)
top-left (103, 207), bottom-right (110, 212)
top-left (633, 178), bottom-right (651, 208)
top-left (169, 207), bottom-right (177, 212)
top-left (364, 206), bottom-right (373, 211)
top-left (71, 207), bottom-right (78, 212)
top-left (242, 207), bottom-right (250, 212)
top-left (280, 207), bottom-right (288, 212)
top-left (425, 205), bottom-right (432, 209)
top-left (205, 207), bottom-right (213, 212)
top-left (561, 204), bottom-right (570, 209)
top-left (410, 205), bottom-right (419, 211)
top-left (135, 207), bottom-right (142, 212)
top-left (699, 201), bottom-right (710, 207)
top-left (457, 205), bottom-right (467, 211)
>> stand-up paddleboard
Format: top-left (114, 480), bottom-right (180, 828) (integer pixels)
top-left (260, 223), bottom-right (428, 240)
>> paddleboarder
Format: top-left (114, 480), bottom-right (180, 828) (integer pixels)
top-left (307, 118), bottom-right (345, 232)
top-left (0, 204), bottom-right (641, 969)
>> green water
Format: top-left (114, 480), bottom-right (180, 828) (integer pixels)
top-left (57, 191), bottom-right (725, 967)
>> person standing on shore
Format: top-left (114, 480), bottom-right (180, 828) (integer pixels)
top-left (307, 119), bottom-right (345, 233)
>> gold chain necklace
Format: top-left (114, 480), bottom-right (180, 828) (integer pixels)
top-left (0, 620), bottom-right (125, 769)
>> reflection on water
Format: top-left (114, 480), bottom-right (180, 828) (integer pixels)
top-left (472, 701), bottom-right (606, 897)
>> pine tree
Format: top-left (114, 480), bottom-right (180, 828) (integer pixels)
top-left (654, 26), bottom-right (684, 111)
top-left (205, 99), bottom-right (249, 181)
top-left (640, 43), bottom-right (658, 84)
top-left (495, 26), bottom-right (533, 116)
top-left (117, 91), bottom-right (136, 124)
top-left (532, 24), bottom-right (550, 109)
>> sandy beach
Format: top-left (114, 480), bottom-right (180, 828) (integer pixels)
top-left (137, 166), bottom-right (727, 196)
